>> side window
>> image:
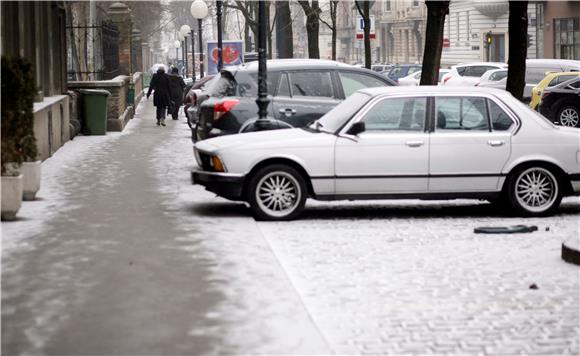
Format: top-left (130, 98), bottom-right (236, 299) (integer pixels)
top-left (487, 99), bottom-right (514, 131)
top-left (389, 67), bottom-right (402, 77)
top-left (552, 75), bottom-right (577, 87)
top-left (408, 66), bottom-right (421, 75)
top-left (361, 97), bottom-right (426, 132)
top-left (465, 66), bottom-right (495, 77)
top-left (289, 71), bottom-right (333, 98)
top-left (339, 71), bottom-right (388, 97)
top-left (277, 73), bottom-right (291, 97)
top-left (456, 66), bottom-right (467, 76)
top-left (436, 97), bottom-right (489, 131)
top-left (490, 71), bottom-right (507, 81)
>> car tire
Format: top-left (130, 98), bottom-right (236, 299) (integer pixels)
top-left (556, 103), bottom-right (580, 127)
top-left (506, 165), bottom-right (562, 217)
top-left (247, 164), bottom-right (307, 221)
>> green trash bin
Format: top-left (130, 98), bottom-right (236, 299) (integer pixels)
top-left (79, 89), bottom-right (110, 135)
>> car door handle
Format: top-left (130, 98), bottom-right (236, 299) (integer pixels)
top-left (405, 140), bottom-right (424, 147)
top-left (279, 108), bottom-right (296, 116)
top-left (487, 140), bottom-right (505, 147)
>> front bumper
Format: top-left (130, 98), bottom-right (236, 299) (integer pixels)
top-left (191, 170), bottom-right (245, 201)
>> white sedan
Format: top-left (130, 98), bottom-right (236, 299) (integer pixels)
top-left (398, 69), bottom-right (450, 86)
top-left (192, 87), bottom-right (580, 220)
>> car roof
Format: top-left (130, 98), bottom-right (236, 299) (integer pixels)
top-left (455, 62), bottom-right (507, 67)
top-left (358, 86), bottom-right (509, 97)
top-left (238, 59), bottom-right (354, 71)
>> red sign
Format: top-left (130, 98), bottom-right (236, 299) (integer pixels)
top-left (356, 33), bottom-right (376, 39)
top-left (443, 38), bottom-right (450, 48)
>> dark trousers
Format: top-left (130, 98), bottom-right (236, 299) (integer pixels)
top-left (156, 106), bottom-right (167, 120)
top-left (171, 103), bottom-right (180, 119)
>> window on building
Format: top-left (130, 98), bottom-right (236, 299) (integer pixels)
top-left (554, 17), bottom-right (580, 60)
top-left (412, 0), bottom-right (419, 7)
top-left (385, 0), bottom-right (391, 11)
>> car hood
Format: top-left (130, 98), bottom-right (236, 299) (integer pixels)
top-left (195, 128), bottom-right (333, 153)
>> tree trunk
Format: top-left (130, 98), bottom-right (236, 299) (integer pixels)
top-left (506, 1), bottom-right (528, 101)
top-left (331, 27), bottom-right (336, 60)
top-left (419, 1), bottom-right (449, 85)
top-left (266, 2), bottom-right (272, 59)
top-left (355, 1), bottom-right (371, 69)
top-left (299, 1), bottom-right (321, 59)
top-left (275, 1), bottom-right (293, 58)
top-left (244, 20), bottom-right (252, 52)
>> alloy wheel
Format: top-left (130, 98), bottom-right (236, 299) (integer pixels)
top-left (255, 171), bottom-right (301, 218)
top-left (514, 167), bottom-right (558, 213)
top-left (559, 107), bottom-right (580, 127)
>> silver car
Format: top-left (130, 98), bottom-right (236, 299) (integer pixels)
top-left (192, 87), bottom-right (580, 220)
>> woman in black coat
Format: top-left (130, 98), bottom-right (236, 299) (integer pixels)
top-left (168, 67), bottom-right (186, 120)
top-left (146, 66), bottom-right (171, 126)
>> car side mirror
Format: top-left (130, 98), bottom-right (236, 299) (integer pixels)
top-left (348, 121), bottom-right (365, 135)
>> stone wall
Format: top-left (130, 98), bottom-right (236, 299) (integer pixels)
top-left (133, 72), bottom-right (144, 103)
top-left (33, 95), bottom-right (71, 161)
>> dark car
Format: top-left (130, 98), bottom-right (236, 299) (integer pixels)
top-left (184, 75), bottom-right (216, 128)
top-left (385, 64), bottom-right (422, 83)
top-left (194, 59), bottom-right (397, 141)
top-left (539, 77), bottom-right (580, 127)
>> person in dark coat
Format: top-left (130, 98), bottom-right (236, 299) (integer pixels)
top-left (168, 67), bottom-right (186, 120)
top-left (146, 66), bottom-right (171, 126)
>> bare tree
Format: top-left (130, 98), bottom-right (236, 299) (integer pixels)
top-left (298, 1), bottom-right (321, 59)
top-left (226, 1), bottom-right (275, 58)
top-left (319, 0), bottom-right (338, 60)
top-left (275, 1), bottom-right (294, 58)
top-left (354, 1), bottom-right (370, 68)
top-left (419, 1), bottom-right (450, 85)
top-left (506, 1), bottom-right (528, 101)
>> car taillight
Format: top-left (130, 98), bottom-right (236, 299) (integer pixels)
top-left (192, 92), bottom-right (197, 106)
top-left (443, 74), bottom-right (452, 84)
top-left (542, 91), bottom-right (550, 99)
top-left (213, 99), bottom-right (240, 121)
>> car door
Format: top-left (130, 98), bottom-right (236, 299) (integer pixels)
top-left (271, 70), bottom-right (340, 128)
top-left (334, 96), bottom-right (429, 194)
top-left (429, 96), bottom-right (512, 192)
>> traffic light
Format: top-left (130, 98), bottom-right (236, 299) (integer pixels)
top-left (527, 34), bottom-right (533, 48)
top-left (485, 31), bottom-right (493, 47)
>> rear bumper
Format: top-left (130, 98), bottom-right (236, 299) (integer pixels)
top-left (191, 170), bottom-right (245, 201)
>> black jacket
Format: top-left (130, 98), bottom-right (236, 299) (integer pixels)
top-left (168, 74), bottom-right (186, 106)
top-left (147, 70), bottom-right (171, 107)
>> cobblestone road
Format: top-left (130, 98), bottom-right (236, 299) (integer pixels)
top-left (257, 199), bottom-right (580, 354)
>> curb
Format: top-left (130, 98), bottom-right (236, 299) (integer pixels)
top-left (562, 237), bottom-right (580, 266)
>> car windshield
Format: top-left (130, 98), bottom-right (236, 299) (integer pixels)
top-left (310, 92), bottom-right (371, 133)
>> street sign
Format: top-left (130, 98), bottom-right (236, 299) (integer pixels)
top-left (443, 37), bottom-right (450, 48)
top-left (356, 15), bottom-right (376, 40)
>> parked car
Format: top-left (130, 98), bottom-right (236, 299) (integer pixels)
top-left (442, 62), bottom-right (508, 86)
top-left (524, 59), bottom-right (580, 103)
top-left (476, 68), bottom-right (508, 88)
top-left (530, 71), bottom-right (580, 110)
top-left (385, 64), bottom-right (422, 83)
top-left (184, 75), bottom-right (216, 128)
top-left (398, 69), bottom-right (450, 86)
top-left (371, 64), bottom-right (392, 72)
top-left (191, 86), bottom-right (580, 220)
top-left (538, 77), bottom-right (580, 127)
top-left (194, 59), bottom-right (396, 141)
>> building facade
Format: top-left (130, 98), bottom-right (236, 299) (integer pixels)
top-left (539, 1), bottom-right (580, 60)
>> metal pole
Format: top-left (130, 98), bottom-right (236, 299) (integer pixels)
top-left (256, 0), bottom-right (270, 123)
top-left (183, 40), bottom-right (187, 78)
top-left (198, 19), bottom-right (204, 78)
top-left (175, 47), bottom-right (178, 64)
top-left (191, 29), bottom-right (196, 82)
top-left (216, 0), bottom-right (223, 72)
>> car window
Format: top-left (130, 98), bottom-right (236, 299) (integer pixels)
top-left (234, 71), bottom-right (278, 97)
top-left (277, 73), bottom-right (291, 97)
top-left (489, 71), bottom-right (508, 81)
top-left (339, 71), bottom-right (388, 97)
top-left (317, 92), bottom-right (371, 133)
top-left (456, 66), bottom-right (467, 76)
top-left (436, 97), bottom-right (489, 131)
top-left (568, 79), bottom-right (580, 89)
top-left (206, 72), bottom-right (237, 97)
top-left (487, 99), bottom-right (514, 131)
top-left (289, 71), bottom-right (333, 97)
top-left (361, 97), bottom-right (427, 132)
top-left (465, 66), bottom-right (497, 77)
top-left (549, 75), bottom-right (577, 87)
top-left (408, 66), bottom-right (421, 75)
top-left (389, 67), bottom-right (402, 77)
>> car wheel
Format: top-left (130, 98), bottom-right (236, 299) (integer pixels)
top-left (557, 104), bottom-right (580, 127)
top-left (506, 166), bottom-right (562, 216)
top-left (247, 164), bottom-right (307, 221)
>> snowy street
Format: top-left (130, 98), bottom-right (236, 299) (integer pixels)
top-left (2, 97), bottom-right (579, 355)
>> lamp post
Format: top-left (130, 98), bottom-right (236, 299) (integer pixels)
top-left (174, 40), bottom-right (181, 66)
top-left (216, 0), bottom-right (223, 72)
top-left (191, 0), bottom-right (208, 78)
top-left (180, 25), bottom-right (191, 78)
top-left (255, 0), bottom-right (270, 127)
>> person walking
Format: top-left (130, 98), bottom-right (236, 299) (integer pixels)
top-left (168, 67), bottom-right (186, 120)
top-left (146, 65), bottom-right (171, 126)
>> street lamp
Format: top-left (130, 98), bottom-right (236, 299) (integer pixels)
top-left (191, 0), bottom-right (208, 78)
top-left (180, 25), bottom-right (191, 78)
top-left (216, 0), bottom-right (223, 72)
top-left (255, 0), bottom-right (271, 128)
top-left (174, 40), bottom-right (181, 66)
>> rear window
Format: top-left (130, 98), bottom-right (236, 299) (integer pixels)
top-left (235, 71), bottom-right (279, 97)
top-left (205, 71), bottom-right (237, 97)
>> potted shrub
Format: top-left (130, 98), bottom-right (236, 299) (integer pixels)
top-left (1, 56), bottom-right (38, 219)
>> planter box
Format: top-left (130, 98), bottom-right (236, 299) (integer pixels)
top-left (22, 160), bottom-right (41, 201)
top-left (1, 174), bottom-right (23, 221)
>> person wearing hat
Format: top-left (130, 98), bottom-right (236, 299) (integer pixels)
top-left (146, 65), bottom-right (171, 126)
